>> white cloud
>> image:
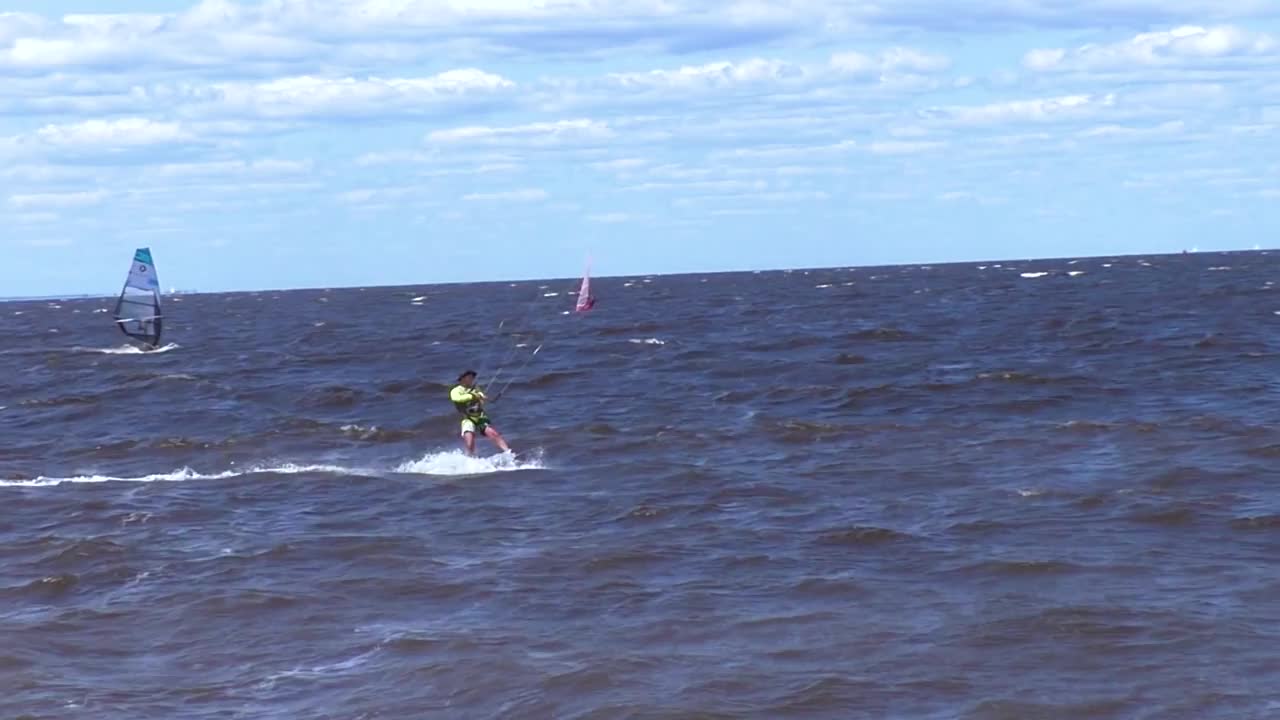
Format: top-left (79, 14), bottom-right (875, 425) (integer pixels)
top-left (921, 93), bottom-right (1116, 125)
top-left (0, 0), bottom-right (832, 75)
top-left (604, 58), bottom-right (808, 91)
top-left (0, 12), bottom-right (47, 45)
top-left (587, 212), bottom-right (642, 223)
top-left (0, 5), bottom-right (319, 72)
top-left (428, 119), bottom-right (613, 146)
top-left (0, 117), bottom-right (206, 163)
top-left (625, 179), bottom-right (768, 193)
top-left (336, 185), bottom-right (439, 206)
top-left (144, 158), bottom-right (314, 179)
top-left (191, 70), bottom-right (515, 119)
top-left (830, 47), bottom-right (951, 75)
top-left (591, 157), bottom-right (650, 171)
top-left (866, 140), bottom-right (947, 154)
top-left (551, 47), bottom-right (951, 109)
top-left (1077, 119), bottom-right (1187, 140)
top-left (33, 118), bottom-right (190, 148)
top-left (462, 188), bottom-right (549, 202)
top-left (7, 190), bottom-right (109, 209)
top-left (712, 140), bottom-right (858, 160)
top-left (937, 190), bottom-right (1007, 205)
top-left (859, 0), bottom-right (1280, 31)
top-left (1025, 25), bottom-right (1278, 71)
top-left (1, 2), bottom-right (1277, 84)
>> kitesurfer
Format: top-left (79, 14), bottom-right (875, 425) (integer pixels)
top-left (449, 370), bottom-right (512, 456)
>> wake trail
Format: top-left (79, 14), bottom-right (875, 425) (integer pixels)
top-left (1, 450), bottom-right (547, 488)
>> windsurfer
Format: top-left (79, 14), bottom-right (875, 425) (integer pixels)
top-left (449, 370), bottom-right (512, 456)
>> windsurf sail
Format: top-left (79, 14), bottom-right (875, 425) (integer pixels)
top-left (113, 247), bottom-right (163, 348)
top-left (574, 260), bottom-right (595, 312)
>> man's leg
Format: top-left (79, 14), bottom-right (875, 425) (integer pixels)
top-left (483, 425), bottom-right (511, 453)
top-left (461, 419), bottom-right (477, 455)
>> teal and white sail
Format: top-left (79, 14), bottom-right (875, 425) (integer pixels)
top-left (113, 247), bottom-right (163, 348)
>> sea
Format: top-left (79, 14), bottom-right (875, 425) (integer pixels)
top-left (3, 251), bottom-right (1279, 719)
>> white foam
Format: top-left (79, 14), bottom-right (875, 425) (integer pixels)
top-left (410, 295), bottom-right (427, 302)
top-left (1, 463), bottom-right (356, 488)
top-left (1020, 272), bottom-right (1049, 278)
top-left (629, 338), bottom-right (665, 345)
top-left (83, 343), bottom-right (181, 355)
top-left (543, 292), bottom-right (560, 297)
top-left (1067, 271), bottom-right (1085, 276)
top-left (394, 449), bottom-right (544, 477)
top-left (815, 283), bottom-right (832, 289)
top-left (340, 424), bottom-right (382, 440)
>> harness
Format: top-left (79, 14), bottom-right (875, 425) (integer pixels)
top-left (451, 385), bottom-right (486, 419)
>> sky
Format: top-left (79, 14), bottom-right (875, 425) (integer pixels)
top-left (2, 1), bottom-right (1279, 295)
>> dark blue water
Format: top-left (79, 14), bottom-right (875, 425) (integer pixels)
top-left (3, 251), bottom-right (1280, 719)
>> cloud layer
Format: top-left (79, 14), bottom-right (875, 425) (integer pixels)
top-left (2, 0), bottom-right (1278, 294)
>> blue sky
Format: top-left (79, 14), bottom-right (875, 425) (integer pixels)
top-left (2, 1), bottom-right (1279, 295)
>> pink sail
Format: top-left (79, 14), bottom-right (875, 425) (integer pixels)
top-left (575, 264), bottom-right (595, 312)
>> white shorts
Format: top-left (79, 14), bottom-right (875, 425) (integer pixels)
top-left (460, 418), bottom-right (491, 437)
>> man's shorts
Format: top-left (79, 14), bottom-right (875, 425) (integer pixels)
top-left (461, 417), bottom-right (490, 436)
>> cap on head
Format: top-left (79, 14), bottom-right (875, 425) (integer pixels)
top-left (458, 370), bottom-right (477, 381)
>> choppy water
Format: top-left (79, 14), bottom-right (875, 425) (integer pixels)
top-left (4, 251), bottom-right (1280, 719)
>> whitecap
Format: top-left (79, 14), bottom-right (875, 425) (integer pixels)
top-left (83, 343), bottom-right (180, 355)
top-left (394, 449), bottom-right (544, 477)
top-left (0, 462), bottom-right (358, 488)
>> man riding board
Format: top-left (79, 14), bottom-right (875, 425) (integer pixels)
top-left (449, 370), bottom-right (512, 456)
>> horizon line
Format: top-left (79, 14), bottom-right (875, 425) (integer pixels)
top-left (1, 246), bottom-right (1270, 303)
